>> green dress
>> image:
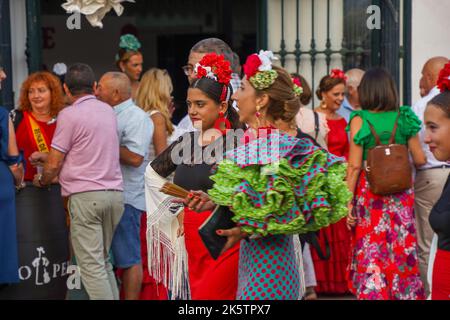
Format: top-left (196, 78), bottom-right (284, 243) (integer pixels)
top-left (346, 106), bottom-right (425, 300)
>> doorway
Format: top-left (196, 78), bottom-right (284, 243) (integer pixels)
top-left (39, 0), bottom-right (258, 123)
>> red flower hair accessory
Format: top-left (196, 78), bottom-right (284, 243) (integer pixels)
top-left (330, 69), bottom-right (347, 82)
top-left (437, 62), bottom-right (450, 93)
top-left (243, 51), bottom-right (278, 90)
top-left (292, 76), bottom-right (303, 97)
top-left (194, 53), bottom-right (232, 85)
top-left (292, 76), bottom-right (302, 88)
top-left (243, 54), bottom-right (263, 79)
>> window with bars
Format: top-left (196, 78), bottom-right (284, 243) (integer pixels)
top-left (263, 0), bottom-right (409, 105)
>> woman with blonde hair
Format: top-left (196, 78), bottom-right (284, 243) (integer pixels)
top-left (136, 68), bottom-right (174, 159)
top-left (116, 34), bottom-right (143, 100)
top-left (133, 68), bottom-right (176, 300)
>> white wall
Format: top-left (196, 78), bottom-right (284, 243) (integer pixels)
top-left (411, 0), bottom-right (450, 104)
top-left (267, 0), bottom-right (344, 107)
top-left (10, 0), bottom-right (28, 106)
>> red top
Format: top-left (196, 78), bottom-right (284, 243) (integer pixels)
top-left (327, 118), bottom-right (349, 160)
top-left (16, 114), bottom-right (57, 181)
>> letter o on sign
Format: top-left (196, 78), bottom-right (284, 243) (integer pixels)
top-left (19, 266), bottom-right (32, 281)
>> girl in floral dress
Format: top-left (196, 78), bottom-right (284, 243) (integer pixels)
top-left (346, 68), bottom-right (426, 300)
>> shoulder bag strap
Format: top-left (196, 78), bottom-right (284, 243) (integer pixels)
top-left (309, 232), bottom-right (330, 260)
top-left (299, 231), bottom-right (331, 260)
top-left (313, 111), bottom-right (320, 140)
top-left (388, 112), bottom-right (401, 145)
top-left (366, 118), bottom-right (382, 146)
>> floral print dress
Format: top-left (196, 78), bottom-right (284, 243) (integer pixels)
top-left (347, 172), bottom-right (425, 300)
top-left (347, 107), bottom-right (425, 300)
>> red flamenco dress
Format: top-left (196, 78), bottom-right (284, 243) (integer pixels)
top-left (311, 117), bottom-right (352, 294)
top-left (119, 209), bottom-right (240, 301)
top-left (144, 132), bottom-right (240, 300)
top-left (183, 208), bottom-right (240, 300)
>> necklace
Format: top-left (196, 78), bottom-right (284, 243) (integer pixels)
top-left (31, 110), bottom-right (52, 122)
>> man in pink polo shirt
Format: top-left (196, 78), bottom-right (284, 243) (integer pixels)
top-left (33, 63), bottom-right (124, 300)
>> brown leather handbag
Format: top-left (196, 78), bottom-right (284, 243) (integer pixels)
top-left (365, 113), bottom-right (412, 195)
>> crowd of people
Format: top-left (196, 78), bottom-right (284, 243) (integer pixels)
top-left (0, 34), bottom-right (449, 301)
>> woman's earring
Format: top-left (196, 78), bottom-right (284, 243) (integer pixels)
top-left (254, 105), bottom-right (263, 129)
top-left (256, 105), bottom-right (262, 118)
top-left (213, 111), bottom-right (231, 135)
top-left (321, 100), bottom-right (327, 110)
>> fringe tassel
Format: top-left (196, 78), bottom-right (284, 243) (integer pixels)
top-left (146, 201), bottom-right (190, 300)
top-left (293, 235), bottom-right (306, 300)
top-left (171, 236), bottom-right (191, 300)
top-left (145, 166), bottom-right (190, 300)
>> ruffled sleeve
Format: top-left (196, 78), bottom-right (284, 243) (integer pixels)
top-left (398, 105), bottom-right (422, 139)
top-left (347, 110), bottom-right (371, 147)
top-left (207, 132), bottom-right (352, 237)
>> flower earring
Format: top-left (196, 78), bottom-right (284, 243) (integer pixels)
top-left (256, 105), bottom-right (262, 118)
top-left (254, 105), bottom-right (264, 129)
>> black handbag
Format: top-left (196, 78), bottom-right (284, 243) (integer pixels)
top-left (198, 206), bottom-right (236, 260)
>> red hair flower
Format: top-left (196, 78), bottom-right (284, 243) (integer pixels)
top-left (196, 66), bottom-right (207, 79)
top-left (292, 76), bottom-right (302, 88)
top-left (330, 69), bottom-right (347, 82)
top-left (195, 53), bottom-right (232, 85)
top-left (437, 62), bottom-right (450, 93)
top-left (292, 76), bottom-right (303, 97)
top-left (243, 54), bottom-right (263, 79)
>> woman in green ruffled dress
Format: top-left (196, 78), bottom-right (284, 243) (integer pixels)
top-left (184, 51), bottom-right (352, 300)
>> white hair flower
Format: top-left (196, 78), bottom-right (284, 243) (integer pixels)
top-left (53, 63), bottom-right (67, 76)
top-left (258, 50), bottom-right (276, 72)
top-left (194, 64), bottom-right (218, 81)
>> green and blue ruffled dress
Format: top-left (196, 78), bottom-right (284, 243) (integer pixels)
top-left (208, 129), bottom-right (351, 300)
